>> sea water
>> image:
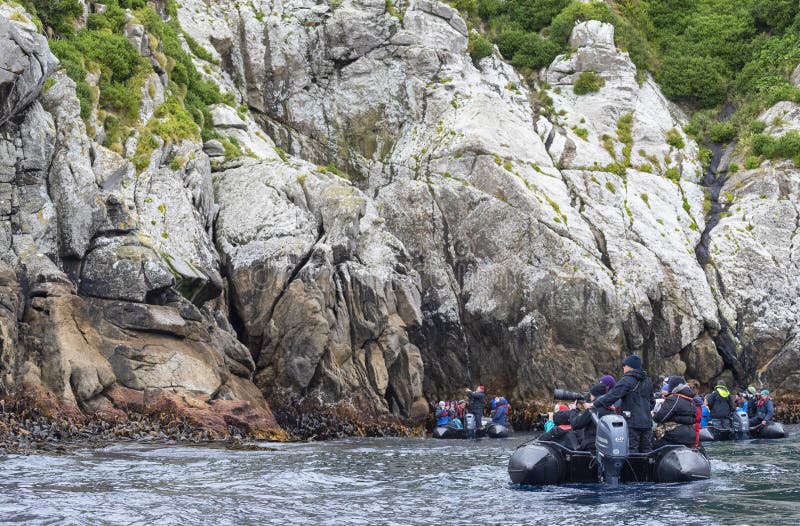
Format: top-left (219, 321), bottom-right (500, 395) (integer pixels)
top-left (1, 427), bottom-right (798, 525)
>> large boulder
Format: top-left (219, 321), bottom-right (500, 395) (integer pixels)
top-left (215, 158), bottom-right (424, 415)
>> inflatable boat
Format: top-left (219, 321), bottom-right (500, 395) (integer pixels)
top-left (699, 411), bottom-right (787, 441)
top-left (432, 414), bottom-right (491, 439)
top-left (508, 414), bottom-right (710, 485)
top-left (487, 423), bottom-right (513, 438)
top-left (432, 426), bottom-right (487, 439)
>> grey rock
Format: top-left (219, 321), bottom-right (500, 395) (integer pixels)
top-left (204, 139), bottom-right (225, 157)
top-left (215, 159), bottom-right (424, 414)
top-left (79, 235), bottom-right (174, 302)
top-left (210, 104), bottom-right (248, 130)
top-left (0, 13), bottom-right (58, 127)
top-left (0, 262), bottom-right (21, 382)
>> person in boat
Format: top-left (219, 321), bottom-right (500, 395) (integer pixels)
top-left (653, 376), bottom-right (700, 448)
top-left (706, 381), bottom-right (736, 429)
top-left (653, 378), bottom-right (670, 414)
top-left (592, 354), bottom-right (655, 452)
top-left (539, 409), bottom-right (580, 450)
top-left (455, 399), bottom-right (467, 420)
top-left (466, 385), bottom-right (486, 429)
top-left (491, 396), bottom-right (509, 426)
top-left (700, 399), bottom-right (710, 428)
top-left (599, 375), bottom-right (616, 392)
top-left (744, 386), bottom-right (758, 415)
top-left (569, 383), bottom-right (616, 451)
top-left (686, 379), bottom-right (707, 427)
top-left (435, 401), bottom-right (451, 427)
top-left (447, 401), bottom-right (463, 429)
top-left (749, 390), bottom-right (774, 428)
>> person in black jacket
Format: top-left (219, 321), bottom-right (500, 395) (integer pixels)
top-left (466, 385), bottom-right (486, 429)
top-left (539, 410), bottom-right (580, 450)
top-left (570, 383), bottom-right (617, 451)
top-left (592, 354), bottom-right (655, 452)
top-left (706, 380), bottom-right (736, 429)
top-left (653, 376), bottom-right (699, 448)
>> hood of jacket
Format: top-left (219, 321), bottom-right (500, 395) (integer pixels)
top-left (671, 384), bottom-right (696, 398)
top-left (626, 368), bottom-right (648, 382)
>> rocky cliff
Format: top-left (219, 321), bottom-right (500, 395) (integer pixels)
top-left (0, 0), bottom-right (798, 438)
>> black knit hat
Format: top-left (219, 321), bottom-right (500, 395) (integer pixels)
top-left (623, 354), bottom-right (642, 369)
top-left (553, 410), bottom-right (571, 426)
top-left (667, 375), bottom-right (686, 392)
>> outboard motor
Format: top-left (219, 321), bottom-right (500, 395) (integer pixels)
top-left (595, 414), bottom-right (629, 485)
top-left (465, 413), bottom-right (476, 439)
top-left (732, 410), bottom-right (750, 440)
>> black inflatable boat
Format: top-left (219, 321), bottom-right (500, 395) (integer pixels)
top-left (487, 423), bottom-right (513, 438)
top-left (432, 414), bottom-right (490, 439)
top-left (699, 412), bottom-right (787, 441)
top-left (700, 422), bottom-right (787, 441)
top-left (508, 414), bottom-right (710, 485)
top-left (432, 426), bottom-right (488, 439)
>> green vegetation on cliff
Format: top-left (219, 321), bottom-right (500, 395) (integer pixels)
top-left (20, 0), bottom-right (231, 157)
top-left (459, 0), bottom-right (800, 162)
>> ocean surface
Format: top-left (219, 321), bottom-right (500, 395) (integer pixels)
top-left (1, 427), bottom-right (798, 525)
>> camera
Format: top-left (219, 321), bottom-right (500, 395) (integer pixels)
top-left (553, 389), bottom-right (589, 401)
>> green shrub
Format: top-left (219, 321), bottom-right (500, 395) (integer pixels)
top-left (148, 97), bottom-right (200, 143)
top-left (495, 31), bottom-right (560, 69)
top-left (744, 155), bottom-right (761, 169)
top-left (499, 0), bottom-right (570, 33)
top-left (468, 32), bottom-right (494, 63)
top-left (752, 131), bottom-right (800, 159)
top-left (86, 3), bottom-right (127, 33)
top-left (666, 128), bottom-right (684, 149)
top-left (449, 0), bottom-right (478, 19)
top-left (72, 31), bottom-right (146, 84)
top-left (184, 32), bottom-right (216, 63)
top-left (709, 122), bottom-right (736, 143)
top-left (750, 120), bottom-right (766, 134)
top-left (657, 54), bottom-right (728, 107)
top-left (665, 167), bottom-right (680, 182)
top-left (573, 71), bottom-right (604, 95)
top-left (50, 28), bottom-right (147, 122)
top-left (698, 147), bottom-right (712, 169)
top-left (136, 6), bottom-right (233, 135)
top-left (18, 0), bottom-right (83, 36)
top-left (74, 82), bottom-right (93, 119)
top-left (751, 0), bottom-right (798, 33)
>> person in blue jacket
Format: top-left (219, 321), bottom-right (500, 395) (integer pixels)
top-left (700, 401), bottom-right (710, 428)
top-left (435, 401), bottom-right (451, 426)
top-left (748, 390), bottom-right (774, 427)
top-left (491, 396), bottom-right (509, 425)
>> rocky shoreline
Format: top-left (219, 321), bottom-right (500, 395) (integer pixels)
top-left (0, 387), bottom-right (425, 454)
top-left (3, 391), bottom-right (798, 455)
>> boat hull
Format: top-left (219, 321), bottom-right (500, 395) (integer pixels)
top-left (508, 441), bottom-right (710, 485)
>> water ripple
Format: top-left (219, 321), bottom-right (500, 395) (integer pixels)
top-left (0, 428), bottom-right (797, 524)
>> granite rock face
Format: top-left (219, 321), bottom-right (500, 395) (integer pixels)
top-left (1, 0), bottom-right (799, 434)
top-left (0, 12), bottom-right (278, 436)
top-left (177, 1), bottom-right (732, 398)
top-left (215, 159), bottom-right (424, 415)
